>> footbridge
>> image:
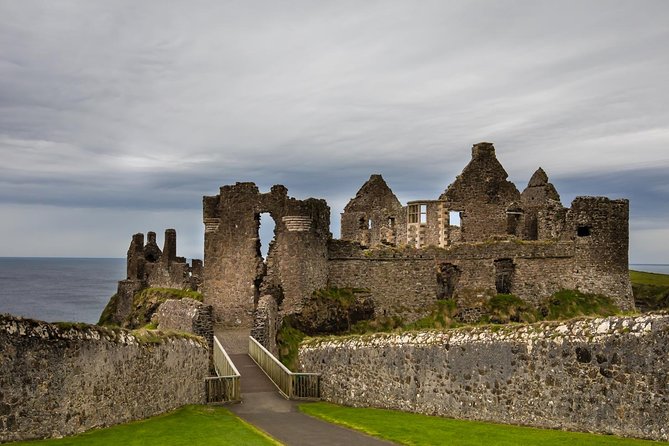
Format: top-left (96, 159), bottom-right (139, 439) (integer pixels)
top-left (208, 329), bottom-right (395, 446)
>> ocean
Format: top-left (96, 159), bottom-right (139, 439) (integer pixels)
top-left (0, 258), bottom-right (667, 324)
top-left (0, 257), bottom-right (125, 324)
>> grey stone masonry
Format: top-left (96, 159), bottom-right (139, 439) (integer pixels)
top-left (298, 313), bottom-right (669, 441)
top-left (0, 314), bottom-right (209, 443)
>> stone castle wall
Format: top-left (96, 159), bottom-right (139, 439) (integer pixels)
top-left (0, 315), bottom-right (209, 443)
top-left (298, 313), bottom-right (669, 441)
top-left (327, 238), bottom-right (632, 324)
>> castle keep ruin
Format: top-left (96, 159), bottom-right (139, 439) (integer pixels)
top-left (201, 142), bottom-right (633, 336)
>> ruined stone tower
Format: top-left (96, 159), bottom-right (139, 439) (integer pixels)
top-left (202, 183), bottom-right (330, 326)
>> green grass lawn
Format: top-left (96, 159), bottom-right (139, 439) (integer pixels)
top-left (299, 402), bottom-right (666, 446)
top-left (10, 405), bottom-right (279, 446)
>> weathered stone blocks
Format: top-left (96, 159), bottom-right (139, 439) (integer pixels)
top-left (299, 313), bottom-right (669, 441)
top-left (0, 314), bottom-right (209, 443)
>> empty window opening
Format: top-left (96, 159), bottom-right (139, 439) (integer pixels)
top-left (420, 204), bottom-right (428, 224)
top-left (387, 216), bottom-right (395, 228)
top-left (527, 216), bottom-right (538, 240)
top-left (577, 226), bottom-right (591, 237)
top-left (258, 212), bottom-right (276, 261)
top-left (368, 219), bottom-right (372, 229)
top-left (494, 259), bottom-right (515, 294)
top-left (408, 204), bottom-right (420, 224)
top-left (437, 263), bottom-right (460, 300)
top-left (449, 211), bottom-right (462, 227)
top-left (506, 211), bottom-right (522, 235)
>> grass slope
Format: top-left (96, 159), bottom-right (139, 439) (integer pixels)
top-left (300, 402), bottom-right (665, 446)
top-left (630, 270), bottom-right (669, 311)
top-left (11, 406), bottom-right (279, 446)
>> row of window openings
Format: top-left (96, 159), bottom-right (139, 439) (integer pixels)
top-left (408, 205), bottom-right (462, 227)
top-left (360, 209), bottom-right (592, 237)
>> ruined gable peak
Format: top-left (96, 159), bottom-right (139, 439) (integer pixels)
top-left (527, 168), bottom-right (549, 187)
top-left (521, 167), bottom-right (561, 204)
top-left (344, 174), bottom-right (401, 212)
top-left (440, 142), bottom-right (520, 203)
top-left (472, 141), bottom-right (496, 159)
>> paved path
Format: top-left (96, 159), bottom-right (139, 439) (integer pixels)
top-left (216, 329), bottom-right (396, 446)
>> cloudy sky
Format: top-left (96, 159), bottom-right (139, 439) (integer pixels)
top-left (0, 1), bottom-right (667, 263)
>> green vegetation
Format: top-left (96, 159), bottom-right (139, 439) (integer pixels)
top-left (630, 270), bottom-right (669, 286)
top-left (10, 405), bottom-right (279, 446)
top-left (630, 270), bottom-right (669, 311)
top-left (404, 299), bottom-right (458, 330)
top-left (485, 293), bottom-right (539, 324)
top-left (97, 293), bottom-right (119, 326)
top-left (98, 287), bottom-right (203, 328)
top-left (279, 288), bottom-right (628, 368)
top-left (313, 287), bottom-right (368, 331)
top-left (276, 320), bottom-right (306, 370)
top-left (299, 402), bottom-right (663, 446)
top-left (542, 290), bottom-right (620, 320)
top-left (53, 321), bottom-right (93, 331)
top-left (351, 315), bottom-right (404, 333)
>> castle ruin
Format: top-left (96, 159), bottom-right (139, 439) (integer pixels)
top-left (199, 142), bottom-right (633, 339)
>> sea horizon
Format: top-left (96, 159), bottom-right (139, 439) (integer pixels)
top-left (0, 257), bottom-right (667, 325)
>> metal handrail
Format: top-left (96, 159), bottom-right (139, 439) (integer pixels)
top-left (248, 335), bottom-right (320, 400)
top-left (206, 335), bottom-right (241, 403)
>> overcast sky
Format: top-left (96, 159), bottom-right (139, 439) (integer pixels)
top-left (0, 1), bottom-right (667, 263)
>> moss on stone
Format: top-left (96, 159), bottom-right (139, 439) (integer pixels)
top-left (97, 293), bottom-right (120, 326)
top-left (100, 287), bottom-right (203, 329)
top-left (277, 320), bottom-right (306, 370)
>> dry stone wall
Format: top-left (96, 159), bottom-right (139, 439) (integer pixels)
top-left (0, 315), bottom-right (209, 443)
top-left (299, 313), bottom-right (669, 441)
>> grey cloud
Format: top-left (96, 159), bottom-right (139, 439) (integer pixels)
top-left (0, 0), bottom-right (668, 261)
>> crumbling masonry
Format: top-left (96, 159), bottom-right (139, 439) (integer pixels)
top-left (201, 143), bottom-right (633, 339)
top-left (111, 229), bottom-right (203, 326)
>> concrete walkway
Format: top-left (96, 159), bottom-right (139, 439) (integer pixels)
top-left (216, 330), bottom-right (396, 446)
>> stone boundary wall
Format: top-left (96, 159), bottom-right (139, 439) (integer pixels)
top-left (0, 315), bottom-right (209, 443)
top-left (153, 298), bottom-right (214, 353)
top-left (298, 313), bottom-right (669, 441)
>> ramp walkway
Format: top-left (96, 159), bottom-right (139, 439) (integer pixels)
top-left (216, 329), bottom-right (396, 446)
